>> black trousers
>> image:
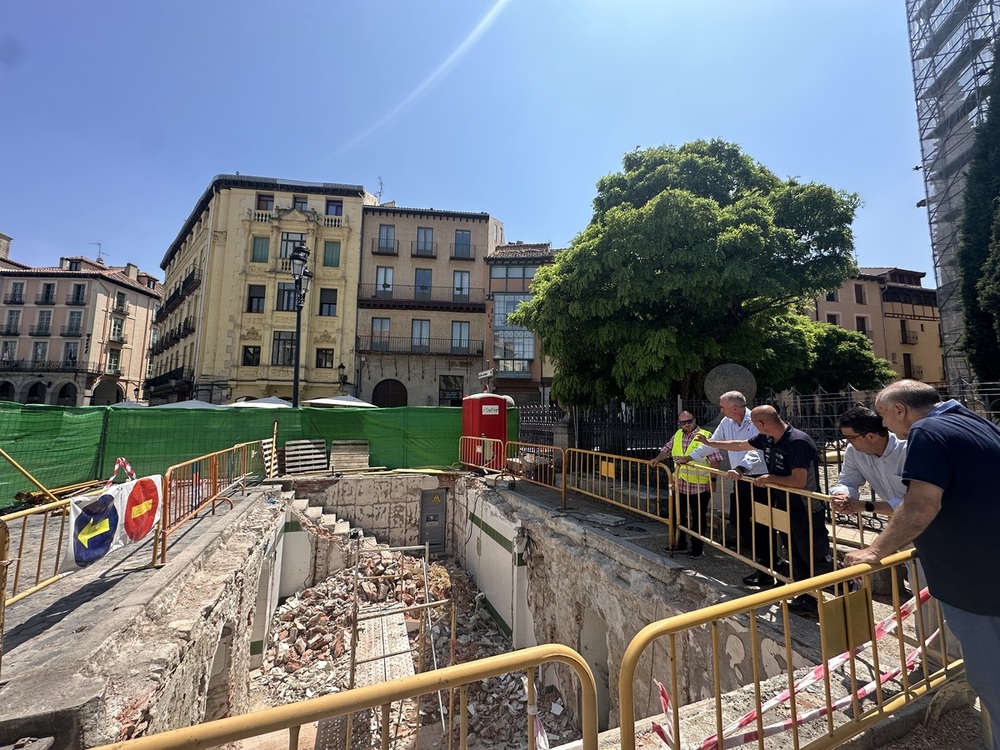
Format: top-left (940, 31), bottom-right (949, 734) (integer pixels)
top-left (731, 480), bottom-right (776, 563)
top-left (676, 489), bottom-right (712, 554)
top-left (767, 490), bottom-right (832, 581)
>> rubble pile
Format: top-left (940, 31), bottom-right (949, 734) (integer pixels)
top-left (252, 551), bottom-right (578, 747)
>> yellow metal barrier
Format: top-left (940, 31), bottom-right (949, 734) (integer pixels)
top-left (670, 466), bottom-right (884, 583)
top-left (458, 435), bottom-right (506, 471)
top-left (619, 549), bottom-right (961, 750)
top-left (89, 643), bottom-right (600, 750)
top-left (565, 447), bottom-right (672, 523)
top-left (0, 497), bottom-right (71, 607)
top-left (156, 440), bottom-right (266, 565)
top-left (504, 440), bottom-right (566, 508)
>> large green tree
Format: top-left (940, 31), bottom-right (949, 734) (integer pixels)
top-left (511, 139), bottom-right (860, 405)
top-left (957, 40), bottom-right (1000, 380)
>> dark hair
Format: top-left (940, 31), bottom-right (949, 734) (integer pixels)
top-left (839, 405), bottom-right (888, 436)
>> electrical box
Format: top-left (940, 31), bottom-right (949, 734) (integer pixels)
top-left (419, 488), bottom-right (446, 554)
top-left (461, 392), bottom-right (511, 469)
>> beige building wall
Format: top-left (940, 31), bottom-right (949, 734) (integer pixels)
top-left (150, 176), bottom-right (372, 404)
top-left (356, 206), bottom-right (503, 406)
top-left (811, 268), bottom-right (944, 386)
top-left (0, 250), bottom-right (161, 405)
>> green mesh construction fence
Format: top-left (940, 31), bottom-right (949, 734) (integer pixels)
top-left (0, 403), bottom-right (519, 511)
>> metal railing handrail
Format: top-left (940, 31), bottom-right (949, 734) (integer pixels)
top-left (504, 439), bottom-right (567, 508)
top-left (155, 440), bottom-right (267, 565)
top-left (564, 447), bottom-right (673, 523)
top-left (458, 435), bottom-right (506, 472)
top-left (89, 643), bottom-right (599, 750)
top-left (618, 548), bottom-right (961, 750)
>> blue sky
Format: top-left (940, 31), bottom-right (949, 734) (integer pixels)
top-left (0, 1), bottom-right (933, 281)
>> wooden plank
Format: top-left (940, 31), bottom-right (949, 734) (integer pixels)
top-left (329, 440), bottom-right (370, 471)
top-left (284, 439), bottom-right (327, 475)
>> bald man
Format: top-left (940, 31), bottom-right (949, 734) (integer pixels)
top-left (697, 405), bottom-right (832, 613)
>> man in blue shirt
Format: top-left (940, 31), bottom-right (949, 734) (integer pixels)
top-left (845, 380), bottom-right (1000, 748)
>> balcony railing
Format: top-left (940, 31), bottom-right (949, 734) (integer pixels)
top-left (357, 335), bottom-right (484, 356)
top-left (906, 365), bottom-right (925, 379)
top-left (411, 241), bottom-right (437, 258)
top-left (112, 301), bottom-right (130, 315)
top-left (34, 294), bottom-right (56, 305)
top-left (322, 214), bottom-right (348, 228)
top-left (106, 366), bottom-right (123, 376)
top-left (357, 283), bottom-right (485, 306)
top-left (2, 294), bottom-right (24, 305)
top-left (901, 330), bottom-right (919, 344)
top-left (109, 333), bottom-right (128, 345)
top-left (250, 209), bottom-right (274, 223)
top-left (28, 325), bottom-right (51, 336)
top-left (371, 239), bottom-right (399, 256)
top-left (65, 294), bottom-right (87, 306)
top-left (181, 268), bottom-right (203, 294)
top-left (0, 358), bottom-right (102, 374)
top-left (450, 243), bottom-right (476, 260)
top-left (60, 326), bottom-right (83, 337)
top-left (0, 325), bottom-right (19, 336)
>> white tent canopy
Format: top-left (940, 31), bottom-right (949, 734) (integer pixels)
top-left (151, 399), bottom-right (220, 409)
top-left (221, 396), bottom-right (292, 408)
top-left (302, 395), bottom-right (377, 408)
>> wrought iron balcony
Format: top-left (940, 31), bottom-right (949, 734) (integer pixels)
top-left (181, 268), bottom-right (203, 294)
top-left (65, 294), bottom-right (87, 306)
top-left (450, 243), bottom-right (476, 260)
top-left (357, 283), bottom-right (485, 307)
top-left (357, 335), bottom-right (484, 356)
top-left (112, 300), bottom-right (130, 315)
top-left (371, 239), bottom-right (399, 256)
top-left (411, 241), bottom-right (437, 259)
top-left (901, 330), bottom-right (919, 345)
top-left (60, 326), bottom-right (83, 337)
top-left (3, 294), bottom-right (24, 305)
top-left (109, 333), bottom-right (128, 345)
top-left (0, 325), bottom-right (19, 336)
top-left (28, 325), bottom-right (52, 336)
top-left (34, 294), bottom-right (56, 305)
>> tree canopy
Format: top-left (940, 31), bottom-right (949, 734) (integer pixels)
top-left (960, 40), bottom-right (1000, 380)
top-left (511, 139), bottom-right (865, 405)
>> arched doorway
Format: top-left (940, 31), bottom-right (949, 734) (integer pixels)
top-left (26, 382), bottom-right (47, 404)
top-left (91, 380), bottom-right (124, 406)
top-left (372, 379), bottom-right (407, 407)
top-left (0, 382), bottom-right (13, 401)
top-left (56, 383), bottom-right (78, 406)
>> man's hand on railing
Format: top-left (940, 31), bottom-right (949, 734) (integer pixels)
top-left (843, 547), bottom-right (882, 567)
top-left (831, 493), bottom-right (859, 514)
top-left (725, 469), bottom-right (742, 481)
top-left (673, 456), bottom-right (690, 465)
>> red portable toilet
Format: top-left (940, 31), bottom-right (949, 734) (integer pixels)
top-left (461, 393), bottom-right (512, 470)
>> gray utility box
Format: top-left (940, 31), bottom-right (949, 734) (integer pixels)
top-left (419, 488), bottom-right (447, 554)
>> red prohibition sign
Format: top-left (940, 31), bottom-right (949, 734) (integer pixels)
top-left (123, 477), bottom-right (160, 541)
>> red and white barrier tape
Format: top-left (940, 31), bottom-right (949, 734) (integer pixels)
top-left (104, 456), bottom-right (136, 487)
top-left (651, 679), bottom-right (676, 749)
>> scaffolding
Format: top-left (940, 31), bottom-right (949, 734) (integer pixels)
top-left (907, 0), bottom-right (1000, 386)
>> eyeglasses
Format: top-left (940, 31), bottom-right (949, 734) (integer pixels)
top-left (679, 418), bottom-right (695, 425)
top-left (842, 432), bottom-right (866, 442)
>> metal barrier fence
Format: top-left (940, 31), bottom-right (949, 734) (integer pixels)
top-left (155, 440), bottom-right (267, 565)
top-left (89, 643), bottom-right (600, 750)
top-left (0, 498), bottom-right (71, 608)
top-left (504, 440), bottom-right (566, 508)
top-left (565, 448), bottom-right (673, 523)
top-left (458, 435), bottom-right (506, 471)
top-left (670, 467), bottom-right (879, 584)
top-left (619, 549), bottom-right (960, 750)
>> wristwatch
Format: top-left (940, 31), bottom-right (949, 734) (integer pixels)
top-left (864, 501), bottom-right (875, 512)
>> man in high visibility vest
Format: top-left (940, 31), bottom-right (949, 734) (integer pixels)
top-left (650, 411), bottom-right (722, 558)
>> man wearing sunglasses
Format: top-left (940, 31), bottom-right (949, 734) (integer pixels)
top-left (650, 411), bottom-right (722, 558)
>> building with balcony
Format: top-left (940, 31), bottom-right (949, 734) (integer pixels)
top-left (486, 242), bottom-right (560, 405)
top-left (811, 267), bottom-right (944, 385)
top-left (0, 233), bottom-right (161, 405)
top-left (149, 175), bottom-right (374, 404)
top-left (356, 204), bottom-right (504, 406)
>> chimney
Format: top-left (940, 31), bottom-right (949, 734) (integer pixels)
top-left (125, 263), bottom-right (138, 280)
top-left (0, 233), bottom-right (11, 260)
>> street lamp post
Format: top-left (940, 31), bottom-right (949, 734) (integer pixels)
top-left (289, 245), bottom-right (312, 408)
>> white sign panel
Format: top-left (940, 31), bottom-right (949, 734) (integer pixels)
top-left (478, 369), bottom-right (495, 380)
top-left (482, 405), bottom-right (500, 415)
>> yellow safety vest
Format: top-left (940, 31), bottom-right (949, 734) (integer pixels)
top-left (672, 428), bottom-right (713, 488)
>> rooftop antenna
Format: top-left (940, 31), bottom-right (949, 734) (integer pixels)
top-left (89, 242), bottom-right (107, 263)
top-left (376, 176), bottom-right (384, 204)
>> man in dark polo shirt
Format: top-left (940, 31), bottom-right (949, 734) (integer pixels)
top-left (696, 405), bottom-right (832, 612)
top-left (845, 380), bottom-right (1000, 749)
